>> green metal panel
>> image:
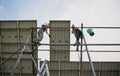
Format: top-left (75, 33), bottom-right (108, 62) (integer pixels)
top-left (19, 29), bottom-right (31, 43)
top-left (2, 59), bottom-right (33, 73)
top-left (48, 61), bottom-right (79, 70)
top-left (0, 36), bottom-right (1, 42)
top-left (3, 73), bottom-right (33, 76)
top-left (40, 61), bottom-right (79, 76)
top-left (0, 21), bottom-right (17, 28)
top-left (0, 20), bottom-right (37, 76)
top-left (2, 44), bottom-right (18, 53)
top-left (60, 71), bottom-right (78, 76)
top-left (50, 20), bottom-right (70, 61)
top-left (100, 62), bottom-right (120, 70)
top-left (0, 21), bottom-right (18, 43)
top-left (19, 20), bottom-right (37, 28)
top-left (100, 62), bottom-right (120, 76)
top-left (1, 29), bottom-right (18, 43)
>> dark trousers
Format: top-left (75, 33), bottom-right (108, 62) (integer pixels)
top-left (75, 29), bottom-right (82, 41)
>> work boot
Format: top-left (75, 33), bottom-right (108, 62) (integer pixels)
top-left (73, 42), bottom-right (77, 46)
top-left (73, 41), bottom-right (80, 46)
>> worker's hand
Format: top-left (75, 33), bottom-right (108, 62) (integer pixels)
top-left (72, 30), bottom-right (73, 33)
top-left (47, 23), bottom-right (50, 28)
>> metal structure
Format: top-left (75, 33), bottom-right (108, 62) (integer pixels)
top-left (11, 35), bottom-right (41, 76)
top-left (37, 60), bottom-right (50, 76)
top-left (50, 20), bottom-right (70, 61)
top-left (10, 34), bottom-right (50, 76)
top-left (0, 20), bottom-right (37, 76)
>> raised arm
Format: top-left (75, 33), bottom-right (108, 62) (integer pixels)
top-left (45, 24), bottom-right (50, 37)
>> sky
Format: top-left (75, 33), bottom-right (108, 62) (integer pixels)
top-left (0, 0), bottom-right (120, 62)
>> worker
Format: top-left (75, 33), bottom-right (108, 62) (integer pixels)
top-left (38, 23), bottom-right (50, 42)
top-left (71, 24), bottom-right (83, 46)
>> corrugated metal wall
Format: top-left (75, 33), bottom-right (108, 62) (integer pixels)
top-left (0, 20), bottom-right (37, 76)
top-left (82, 62), bottom-right (120, 76)
top-left (48, 61), bottom-right (79, 76)
top-left (40, 61), bottom-right (120, 76)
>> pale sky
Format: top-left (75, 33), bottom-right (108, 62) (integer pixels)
top-left (0, 0), bottom-right (120, 62)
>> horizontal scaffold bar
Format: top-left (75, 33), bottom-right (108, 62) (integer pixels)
top-left (33, 42), bottom-right (120, 46)
top-left (37, 49), bottom-right (120, 52)
top-left (1, 50), bottom-right (120, 53)
top-left (1, 26), bottom-right (120, 29)
top-left (35, 26), bottom-right (120, 29)
top-left (1, 42), bottom-right (120, 46)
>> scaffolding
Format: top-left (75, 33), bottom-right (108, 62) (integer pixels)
top-left (0, 20), bottom-right (120, 76)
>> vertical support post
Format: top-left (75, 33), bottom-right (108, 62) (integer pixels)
top-left (98, 62), bottom-right (101, 76)
top-left (45, 63), bottom-right (50, 76)
top-left (59, 60), bottom-right (61, 76)
top-left (17, 20), bottom-right (22, 76)
top-left (80, 23), bottom-right (83, 76)
top-left (31, 28), bottom-right (35, 76)
top-left (50, 20), bottom-right (70, 61)
top-left (30, 54), bottom-right (41, 76)
top-left (83, 34), bottom-right (96, 76)
top-left (118, 67), bottom-right (120, 76)
top-left (0, 21), bottom-right (3, 76)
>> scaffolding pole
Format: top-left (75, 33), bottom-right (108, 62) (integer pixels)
top-left (83, 34), bottom-right (96, 76)
top-left (80, 23), bottom-right (83, 76)
top-left (30, 26), bottom-right (120, 29)
top-left (33, 42), bottom-right (120, 46)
